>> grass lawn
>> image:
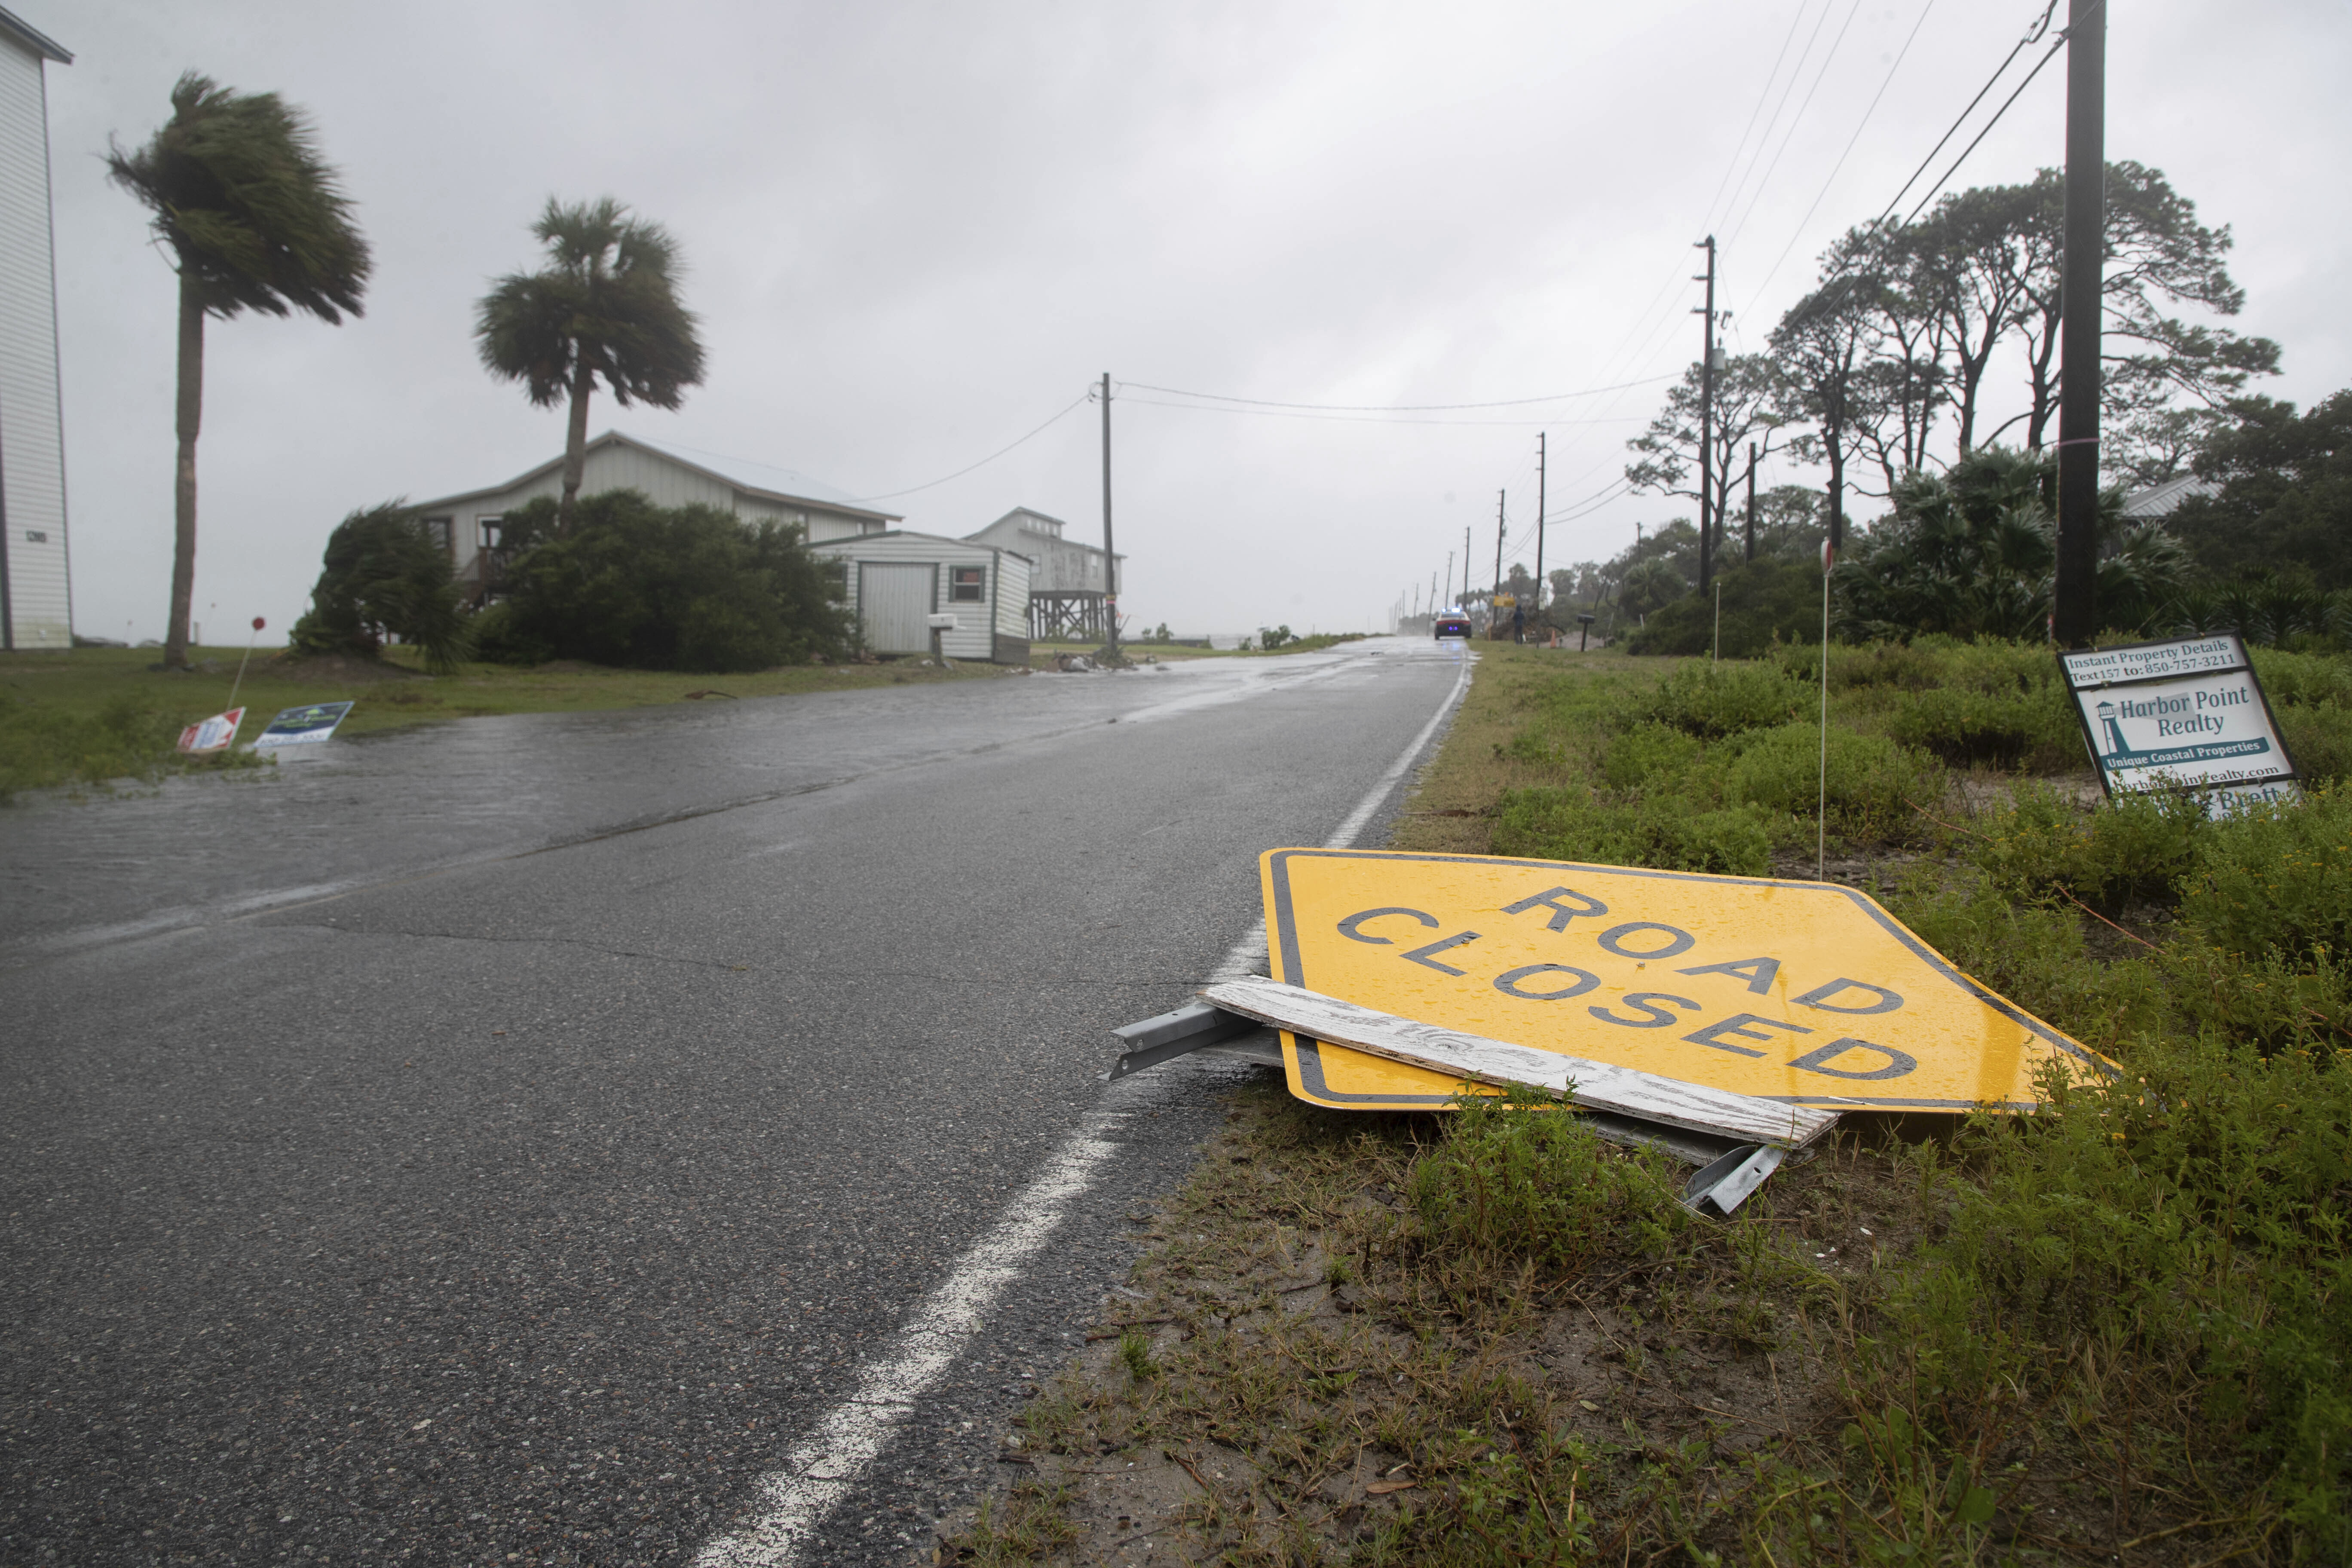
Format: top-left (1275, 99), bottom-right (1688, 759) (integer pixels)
top-left (949, 637), bottom-right (2352, 1567)
top-left (0, 644), bottom-right (1015, 799)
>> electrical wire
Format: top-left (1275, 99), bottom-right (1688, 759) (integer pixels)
top-left (1721, 0), bottom-right (1871, 253)
top-left (1114, 396), bottom-right (1645, 430)
top-left (1740, 0), bottom-right (1939, 310)
top-left (842, 392), bottom-right (1092, 502)
top-left (1896, 25), bottom-right (2067, 228)
top-left (1695, 0), bottom-right (1823, 238)
top-left (1115, 373), bottom-right (1672, 413)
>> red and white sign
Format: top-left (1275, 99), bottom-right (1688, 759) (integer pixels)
top-left (176, 707), bottom-right (245, 755)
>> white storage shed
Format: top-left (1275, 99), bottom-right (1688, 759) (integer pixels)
top-left (809, 531), bottom-right (1031, 664)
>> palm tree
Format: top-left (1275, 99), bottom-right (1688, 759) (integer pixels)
top-left (474, 199), bottom-right (706, 534)
top-left (107, 74), bottom-right (371, 671)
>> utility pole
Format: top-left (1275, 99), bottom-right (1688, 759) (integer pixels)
top-left (1443, 549), bottom-right (1453, 609)
top-left (1694, 236), bottom-right (1718, 596)
top-left (2053, 0), bottom-right (2104, 646)
top-left (1532, 432), bottom-right (1547, 638)
top-left (1745, 442), bottom-right (1759, 564)
top-left (1099, 372), bottom-right (1118, 652)
top-left (1491, 490), bottom-right (1507, 640)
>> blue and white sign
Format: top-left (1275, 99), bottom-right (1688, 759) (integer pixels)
top-left (251, 701), bottom-right (355, 750)
top-left (2059, 635), bottom-right (2297, 813)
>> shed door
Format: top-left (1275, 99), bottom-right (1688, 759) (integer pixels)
top-left (859, 562), bottom-right (936, 654)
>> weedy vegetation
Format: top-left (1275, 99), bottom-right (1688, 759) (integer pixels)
top-left (949, 640), bottom-right (2352, 1566)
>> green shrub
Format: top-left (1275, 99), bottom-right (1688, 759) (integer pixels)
top-left (1881, 683), bottom-right (2082, 770)
top-left (1862, 1032), bottom-right (2352, 1556)
top-left (1622, 557), bottom-right (1825, 658)
top-left (289, 502), bottom-right (473, 672)
top-left (1886, 871), bottom-right (2171, 1051)
top-left (1595, 722), bottom-right (1702, 790)
top-left (2278, 703), bottom-right (2352, 787)
top-left (1491, 784), bottom-right (1775, 875)
top-left (1411, 1087), bottom-right (1691, 1271)
top-left (2180, 783), bottom-right (2352, 960)
top-left (488, 490), bottom-right (852, 672)
top-left (1969, 781), bottom-right (2209, 913)
top-left (1719, 722), bottom-right (1944, 836)
top-left (2249, 646), bottom-right (2352, 709)
top-left (1632, 659), bottom-right (1809, 738)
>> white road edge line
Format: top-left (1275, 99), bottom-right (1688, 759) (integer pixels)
top-left (690, 644), bottom-right (1473, 1568)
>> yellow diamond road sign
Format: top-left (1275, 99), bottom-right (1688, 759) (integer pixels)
top-left (1261, 849), bottom-right (2112, 1112)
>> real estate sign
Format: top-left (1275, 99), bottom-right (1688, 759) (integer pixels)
top-left (175, 707), bottom-right (244, 754)
top-left (2057, 634), bottom-right (2297, 815)
top-left (251, 701), bottom-right (355, 750)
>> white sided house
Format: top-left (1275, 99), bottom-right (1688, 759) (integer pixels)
top-left (809, 532), bottom-right (1031, 665)
top-left (411, 429), bottom-right (901, 603)
top-left (961, 507), bottom-right (1122, 642)
top-left (0, 6), bottom-right (70, 652)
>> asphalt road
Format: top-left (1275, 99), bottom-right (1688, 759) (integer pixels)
top-left (1, 636), bottom-right (1469, 1566)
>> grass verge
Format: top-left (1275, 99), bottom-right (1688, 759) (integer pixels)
top-left (946, 640), bottom-right (2352, 1566)
top-left (0, 644), bottom-right (1014, 801)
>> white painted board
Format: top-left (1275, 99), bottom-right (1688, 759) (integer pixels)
top-left (1202, 977), bottom-right (1840, 1149)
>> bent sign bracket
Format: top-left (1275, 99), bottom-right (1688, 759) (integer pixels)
top-left (1202, 978), bottom-right (1840, 1150)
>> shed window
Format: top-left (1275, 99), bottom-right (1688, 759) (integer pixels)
top-left (949, 566), bottom-right (986, 602)
top-left (423, 516), bottom-right (453, 553)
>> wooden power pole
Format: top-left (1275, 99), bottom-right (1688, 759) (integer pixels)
top-left (1694, 236), bottom-right (1718, 595)
top-left (1532, 432), bottom-right (1547, 637)
top-left (2052, 0), bottom-right (2104, 646)
top-left (1100, 371), bottom-right (1118, 651)
top-left (1491, 491), bottom-right (1506, 640)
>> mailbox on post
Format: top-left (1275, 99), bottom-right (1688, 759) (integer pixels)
top-left (925, 613), bottom-right (958, 667)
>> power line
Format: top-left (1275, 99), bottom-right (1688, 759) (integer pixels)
top-left (1897, 25), bottom-right (2067, 228)
top-left (1696, 1), bottom-right (1822, 238)
top-left (1115, 374), bottom-right (1672, 413)
top-left (845, 392), bottom-right (1092, 502)
top-left (1721, 0), bottom-right (1870, 254)
top-left (1714, 0), bottom-right (1845, 251)
top-left (1741, 0), bottom-right (1939, 310)
top-left (1113, 395), bottom-right (1645, 430)
top-left (1871, 0), bottom-right (2061, 230)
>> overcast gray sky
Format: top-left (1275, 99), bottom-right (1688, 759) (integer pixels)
top-left (39, 0), bottom-right (2352, 643)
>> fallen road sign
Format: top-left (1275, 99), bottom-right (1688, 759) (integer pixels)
top-left (251, 701), bottom-right (355, 750)
top-left (175, 707), bottom-right (245, 754)
top-left (1204, 977), bottom-right (1839, 1149)
top-left (1258, 848), bottom-right (2113, 1114)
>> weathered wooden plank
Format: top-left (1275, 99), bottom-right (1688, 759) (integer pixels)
top-left (1202, 978), bottom-right (1840, 1149)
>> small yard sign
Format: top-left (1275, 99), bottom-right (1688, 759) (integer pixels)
top-left (1257, 848), bottom-right (2112, 1114)
top-left (175, 707), bottom-right (245, 754)
top-left (251, 701), bottom-right (355, 750)
top-left (2057, 634), bottom-right (2297, 815)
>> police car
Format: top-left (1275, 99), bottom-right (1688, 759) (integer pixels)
top-left (1433, 611), bottom-right (1471, 640)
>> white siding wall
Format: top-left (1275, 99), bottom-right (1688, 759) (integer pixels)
top-left (0, 36), bottom-right (69, 650)
top-left (967, 515), bottom-right (1115, 593)
top-left (995, 551), bottom-right (1030, 643)
top-left (813, 533), bottom-right (1010, 661)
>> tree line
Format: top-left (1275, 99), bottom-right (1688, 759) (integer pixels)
top-left (108, 72), bottom-right (847, 675)
top-left (1551, 159), bottom-right (2348, 658)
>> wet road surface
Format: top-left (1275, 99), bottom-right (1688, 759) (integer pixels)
top-left (1, 638), bottom-right (1468, 1565)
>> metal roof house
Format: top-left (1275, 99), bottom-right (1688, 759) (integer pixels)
top-left (808, 531), bottom-right (1032, 665)
top-left (2121, 475), bottom-right (2220, 521)
top-left (410, 429), bottom-right (902, 602)
top-left (0, 6), bottom-right (71, 652)
top-left (962, 508), bottom-right (1123, 642)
